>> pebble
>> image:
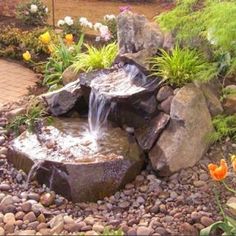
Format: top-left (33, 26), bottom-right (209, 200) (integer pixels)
top-left (23, 212), bottom-right (36, 223)
top-left (137, 226), bottom-right (153, 236)
top-left (118, 201), bottom-right (130, 209)
top-left (84, 216), bottom-right (95, 225)
top-left (1, 195), bottom-right (13, 205)
top-left (40, 192), bottom-right (55, 207)
top-left (0, 147), bottom-right (7, 155)
top-left (92, 223), bottom-right (104, 233)
top-left (0, 136), bottom-right (5, 145)
top-left (0, 183), bottom-right (10, 191)
top-left (200, 216), bottom-right (214, 227)
top-left (28, 193), bottom-right (40, 202)
top-left (193, 181), bottom-right (206, 187)
top-left (0, 227), bottom-right (4, 236)
top-left (21, 202), bottom-right (32, 213)
top-left (3, 213), bottom-right (15, 225)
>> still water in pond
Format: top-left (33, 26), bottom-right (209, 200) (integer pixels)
top-left (43, 0), bottom-right (173, 24)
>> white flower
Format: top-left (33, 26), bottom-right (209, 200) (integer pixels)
top-left (57, 19), bottom-right (65, 27)
top-left (45, 7), bottom-right (48, 13)
top-left (104, 14), bottom-right (116, 21)
top-left (94, 22), bottom-right (103, 31)
top-left (99, 25), bottom-right (111, 41)
top-left (87, 22), bottom-right (93, 29)
top-left (30, 4), bottom-right (38, 13)
top-left (64, 16), bottom-right (74, 26)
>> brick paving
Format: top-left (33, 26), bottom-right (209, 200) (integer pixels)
top-left (0, 59), bottom-right (38, 106)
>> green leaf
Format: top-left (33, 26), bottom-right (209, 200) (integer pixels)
top-left (200, 221), bottom-right (233, 236)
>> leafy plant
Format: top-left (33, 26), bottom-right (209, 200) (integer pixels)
top-left (208, 114), bottom-right (236, 143)
top-left (16, 0), bottom-right (49, 26)
top-left (200, 216), bottom-right (236, 236)
top-left (43, 35), bottom-right (84, 90)
top-left (72, 42), bottom-right (118, 73)
top-left (7, 99), bottom-right (52, 135)
top-left (150, 46), bottom-right (217, 87)
top-left (156, 0), bottom-right (236, 76)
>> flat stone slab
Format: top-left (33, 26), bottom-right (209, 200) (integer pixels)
top-left (7, 118), bottom-right (144, 202)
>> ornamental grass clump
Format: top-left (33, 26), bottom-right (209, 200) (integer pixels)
top-left (200, 156), bottom-right (236, 235)
top-left (16, 0), bottom-right (49, 26)
top-left (150, 46), bottom-right (217, 87)
top-left (72, 42), bottom-right (118, 73)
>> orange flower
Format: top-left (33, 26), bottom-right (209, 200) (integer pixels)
top-left (65, 34), bottom-right (74, 45)
top-left (208, 159), bottom-right (228, 181)
top-left (231, 155), bottom-right (236, 172)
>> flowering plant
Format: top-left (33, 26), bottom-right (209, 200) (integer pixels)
top-left (200, 156), bottom-right (236, 235)
top-left (16, 0), bottom-right (49, 26)
top-left (57, 16), bottom-right (83, 38)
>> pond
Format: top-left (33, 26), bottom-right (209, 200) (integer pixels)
top-left (43, 0), bottom-right (173, 24)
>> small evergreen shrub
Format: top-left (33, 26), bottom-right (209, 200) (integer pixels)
top-left (16, 0), bottom-right (49, 26)
top-left (150, 46), bottom-right (217, 87)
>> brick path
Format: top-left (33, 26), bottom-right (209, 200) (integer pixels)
top-left (0, 59), bottom-right (38, 106)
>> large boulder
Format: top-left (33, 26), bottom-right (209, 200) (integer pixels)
top-left (116, 11), bottom-right (164, 70)
top-left (80, 65), bottom-right (161, 127)
top-left (196, 80), bottom-right (223, 117)
top-left (149, 84), bottom-right (214, 176)
top-left (40, 79), bottom-right (82, 116)
top-left (7, 118), bottom-right (144, 202)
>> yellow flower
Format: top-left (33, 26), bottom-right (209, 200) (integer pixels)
top-left (22, 51), bottom-right (31, 61)
top-left (208, 159), bottom-right (228, 181)
top-left (231, 154), bottom-right (236, 172)
top-left (39, 31), bottom-right (51, 44)
top-left (65, 34), bottom-right (74, 45)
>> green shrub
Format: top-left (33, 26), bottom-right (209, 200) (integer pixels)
top-left (72, 42), bottom-right (118, 73)
top-left (7, 99), bottom-right (52, 135)
top-left (16, 0), bottom-right (49, 26)
top-left (43, 35), bottom-right (84, 91)
top-left (150, 46), bottom-right (217, 87)
top-left (208, 114), bottom-right (236, 143)
top-left (156, 0), bottom-right (236, 76)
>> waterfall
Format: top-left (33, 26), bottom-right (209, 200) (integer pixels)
top-left (88, 90), bottom-right (112, 139)
top-left (88, 64), bottom-right (148, 139)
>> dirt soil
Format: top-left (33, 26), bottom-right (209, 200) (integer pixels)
top-left (43, 0), bottom-right (173, 24)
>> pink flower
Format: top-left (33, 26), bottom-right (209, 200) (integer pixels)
top-left (119, 5), bottom-right (131, 12)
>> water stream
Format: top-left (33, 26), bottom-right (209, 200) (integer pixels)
top-left (88, 64), bottom-right (148, 138)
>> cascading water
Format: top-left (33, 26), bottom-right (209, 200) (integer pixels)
top-left (88, 64), bottom-right (147, 139)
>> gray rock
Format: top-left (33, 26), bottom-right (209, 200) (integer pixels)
top-left (40, 79), bottom-right (82, 116)
top-left (158, 95), bottom-right (174, 114)
top-left (149, 84), bottom-right (213, 176)
top-left (135, 113), bottom-right (170, 151)
top-left (156, 86), bottom-right (174, 102)
top-left (117, 11), bottom-right (164, 70)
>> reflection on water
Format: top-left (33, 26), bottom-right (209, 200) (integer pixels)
top-left (13, 118), bottom-right (130, 163)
